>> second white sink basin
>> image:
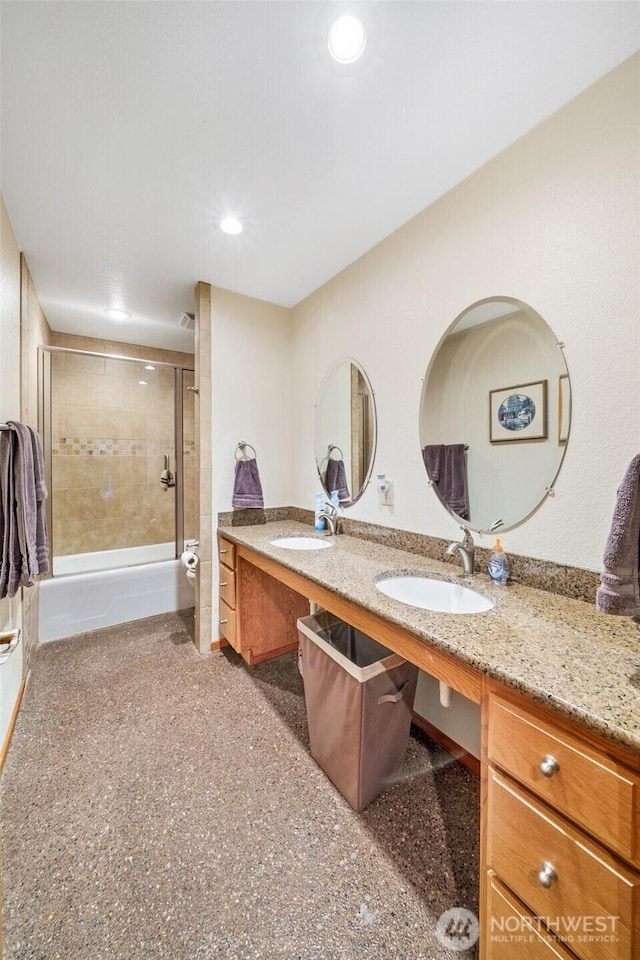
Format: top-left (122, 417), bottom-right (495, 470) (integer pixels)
top-left (270, 536), bottom-right (332, 551)
top-left (375, 575), bottom-right (494, 614)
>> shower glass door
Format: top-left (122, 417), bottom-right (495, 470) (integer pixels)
top-left (182, 369), bottom-right (198, 545)
top-left (48, 350), bottom-right (179, 575)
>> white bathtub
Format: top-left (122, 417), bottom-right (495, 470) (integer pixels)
top-left (39, 548), bottom-right (195, 642)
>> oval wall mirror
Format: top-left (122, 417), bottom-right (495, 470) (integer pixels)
top-left (314, 358), bottom-right (377, 506)
top-left (419, 297), bottom-right (571, 533)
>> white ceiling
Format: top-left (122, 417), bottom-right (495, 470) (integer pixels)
top-left (1, 2), bottom-right (639, 352)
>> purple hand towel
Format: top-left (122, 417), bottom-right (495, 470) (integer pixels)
top-left (232, 457), bottom-right (264, 509)
top-left (596, 453), bottom-right (640, 619)
top-left (423, 445), bottom-right (443, 481)
top-left (441, 444), bottom-right (469, 520)
top-left (325, 458), bottom-right (350, 503)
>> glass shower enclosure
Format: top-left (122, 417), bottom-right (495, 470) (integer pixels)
top-left (39, 347), bottom-right (196, 576)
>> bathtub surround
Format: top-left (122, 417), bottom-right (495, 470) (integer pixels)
top-left (1, 611), bottom-right (479, 960)
top-left (47, 332), bottom-right (197, 559)
top-left (49, 350), bottom-right (182, 558)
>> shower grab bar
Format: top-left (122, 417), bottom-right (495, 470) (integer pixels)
top-left (0, 629), bottom-right (21, 666)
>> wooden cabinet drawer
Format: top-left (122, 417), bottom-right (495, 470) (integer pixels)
top-left (218, 536), bottom-right (235, 570)
top-left (485, 872), bottom-right (576, 959)
top-left (219, 565), bottom-right (236, 608)
top-left (218, 599), bottom-right (238, 652)
top-left (488, 695), bottom-right (640, 866)
top-left (487, 769), bottom-right (640, 960)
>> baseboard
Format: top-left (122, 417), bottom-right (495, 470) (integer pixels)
top-left (211, 638), bottom-right (230, 651)
top-left (411, 711), bottom-right (481, 776)
top-left (0, 678), bottom-right (26, 778)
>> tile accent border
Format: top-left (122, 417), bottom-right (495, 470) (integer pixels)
top-left (218, 507), bottom-right (600, 604)
top-left (52, 438), bottom-right (194, 456)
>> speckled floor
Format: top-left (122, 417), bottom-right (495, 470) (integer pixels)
top-left (1, 611), bottom-right (479, 960)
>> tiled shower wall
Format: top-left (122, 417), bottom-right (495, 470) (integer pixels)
top-left (51, 351), bottom-right (188, 557)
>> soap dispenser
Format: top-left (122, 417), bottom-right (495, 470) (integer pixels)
top-left (487, 537), bottom-right (510, 585)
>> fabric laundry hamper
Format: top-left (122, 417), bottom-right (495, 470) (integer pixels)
top-left (297, 611), bottom-right (418, 811)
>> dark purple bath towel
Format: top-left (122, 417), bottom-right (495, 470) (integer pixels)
top-left (423, 444), bottom-right (469, 520)
top-left (232, 457), bottom-right (264, 509)
top-left (0, 422), bottom-right (49, 599)
top-left (596, 453), bottom-right (640, 619)
top-left (325, 457), bottom-right (350, 503)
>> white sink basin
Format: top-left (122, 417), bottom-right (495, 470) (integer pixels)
top-left (375, 575), bottom-right (494, 614)
top-left (269, 536), bottom-right (332, 551)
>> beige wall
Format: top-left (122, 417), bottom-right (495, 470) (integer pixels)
top-left (291, 54), bottom-right (640, 572)
top-left (210, 286), bottom-right (293, 645)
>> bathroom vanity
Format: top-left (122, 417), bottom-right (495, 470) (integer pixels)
top-left (216, 520), bottom-right (640, 960)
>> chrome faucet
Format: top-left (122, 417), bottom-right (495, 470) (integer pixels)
top-left (318, 500), bottom-right (339, 536)
top-left (446, 527), bottom-right (475, 575)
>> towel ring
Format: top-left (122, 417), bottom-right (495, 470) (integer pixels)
top-left (328, 444), bottom-right (344, 460)
top-left (235, 441), bottom-right (257, 461)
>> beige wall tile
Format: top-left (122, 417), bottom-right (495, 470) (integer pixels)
top-left (52, 370), bottom-right (87, 405)
top-left (65, 353), bottom-right (106, 375)
top-left (84, 373), bottom-right (124, 409)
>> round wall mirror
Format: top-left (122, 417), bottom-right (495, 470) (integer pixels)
top-left (314, 358), bottom-right (377, 506)
top-left (419, 297), bottom-right (571, 533)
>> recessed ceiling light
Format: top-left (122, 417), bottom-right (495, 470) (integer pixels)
top-left (104, 307), bottom-right (131, 321)
top-left (220, 217), bottom-right (243, 235)
top-left (144, 364), bottom-right (156, 371)
top-left (328, 15), bottom-right (366, 63)
top-left (138, 380), bottom-right (147, 386)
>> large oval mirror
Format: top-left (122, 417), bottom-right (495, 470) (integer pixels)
top-left (314, 358), bottom-right (377, 506)
top-left (419, 297), bottom-right (571, 533)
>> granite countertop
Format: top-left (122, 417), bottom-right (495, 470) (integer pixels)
top-left (219, 520), bottom-right (640, 755)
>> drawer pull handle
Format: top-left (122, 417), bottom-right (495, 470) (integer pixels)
top-left (539, 755), bottom-right (560, 778)
top-left (220, 582), bottom-right (228, 587)
top-left (537, 861), bottom-right (557, 888)
top-left (220, 619), bottom-right (228, 625)
top-left (220, 549), bottom-right (228, 554)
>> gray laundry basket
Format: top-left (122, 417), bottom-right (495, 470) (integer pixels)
top-left (298, 611), bottom-right (418, 811)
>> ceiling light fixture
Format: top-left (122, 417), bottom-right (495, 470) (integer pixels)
top-left (104, 307), bottom-right (131, 321)
top-left (328, 14), bottom-right (366, 64)
top-left (220, 217), bottom-right (243, 235)
top-left (144, 364), bottom-right (156, 371)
